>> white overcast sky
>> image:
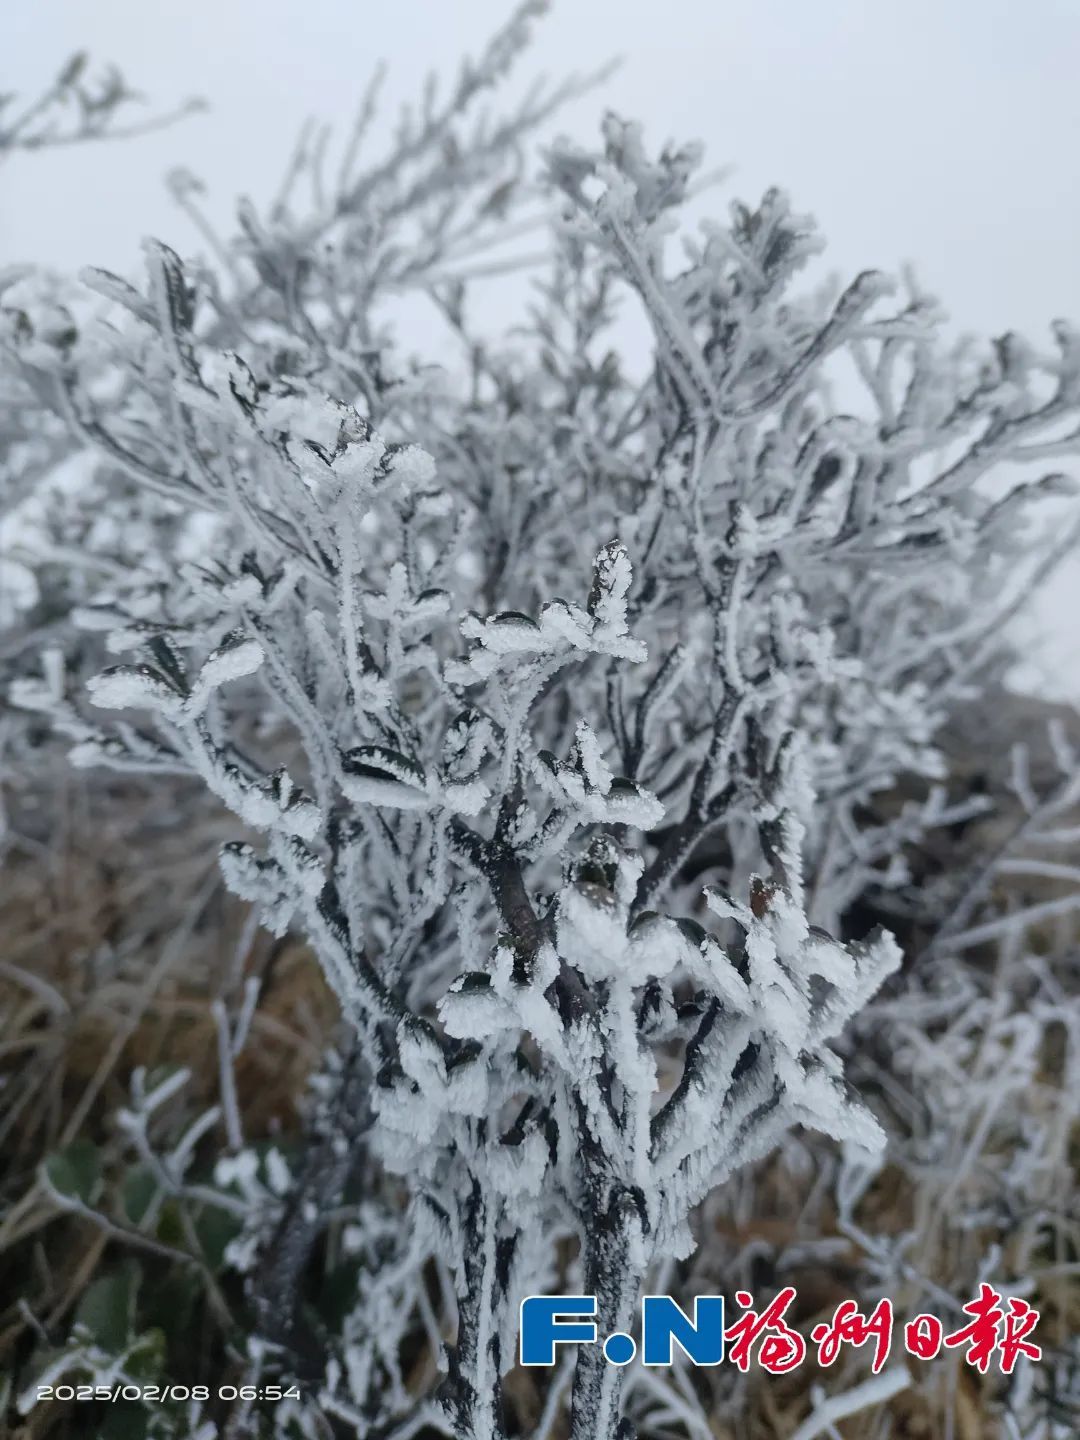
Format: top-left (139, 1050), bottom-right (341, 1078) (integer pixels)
top-left (4, 0), bottom-right (1079, 695)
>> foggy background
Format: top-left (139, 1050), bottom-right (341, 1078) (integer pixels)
top-left (5, 0), bottom-right (1078, 695)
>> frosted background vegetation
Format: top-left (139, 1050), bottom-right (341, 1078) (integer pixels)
top-left (1, 4), bottom-right (1078, 1439)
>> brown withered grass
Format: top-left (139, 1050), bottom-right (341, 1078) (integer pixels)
top-left (0, 762), bottom-right (339, 1434)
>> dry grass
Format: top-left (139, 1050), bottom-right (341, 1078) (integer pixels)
top-left (0, 760), bottom-right (340, 1431)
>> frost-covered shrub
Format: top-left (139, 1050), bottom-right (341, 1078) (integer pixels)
top-left (5, 7), bottom-right (1080, 1437)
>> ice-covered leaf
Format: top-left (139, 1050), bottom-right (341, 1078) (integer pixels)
top-left (341, 745), bottom-right (431, 809)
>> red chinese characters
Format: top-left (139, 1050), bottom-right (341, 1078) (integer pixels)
top-left (904, 1313), bottom-right (944, 1361)
top-left (710, 1284), bottom-right (1041, 1374)
top-left (811, 1297), bottom-right (894, 1373)
top-left (724, 1288), bottom-right (806, 1374)
top-left (939, 1284), bottom-right (1041, 1374)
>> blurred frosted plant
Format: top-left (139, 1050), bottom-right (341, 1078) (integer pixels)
top-left (6, 7), bottom-right (1080, 1437)
top-left (0, 52), bottom-right (201, 163)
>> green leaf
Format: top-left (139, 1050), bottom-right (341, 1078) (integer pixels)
top-left (73, 1260), bottom-right (140, 1352)
top-left (155, 1199), bottom-right (185, 1249)
top-left (122, 1166), bottom-right (158, 1226)
top-left (194, 1206), bottom-right (242, 1272)
top-left (125, 1327), bottom-right (165, 1381)
top-left (142, 1269), bottom-right (200, 1352)
top-left (44, 1139), bottom-right (102, 1205)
